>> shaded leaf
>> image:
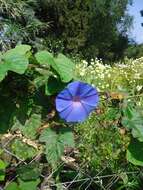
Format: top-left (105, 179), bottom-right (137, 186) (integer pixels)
top-left (45, 76), bottom-right (66, 95)
top-left (39, 128), bottom-right (64, 167)
top-left (59, 127), bottom-right (75, 147)
top-left (122, 108), bottom-right (143, 141)
top-left (17, 163), bottom-right (41, 181)
top-left (0, 96), bottom-right (16, 133)
top-left (19, 179), bottom-right (40, 190)
top-left (45, 138), bottom-right (64, 168)
top-left (34, 75), bottom-right (49, 89)
top-left (33, 68), bottom-right (50, 88)
top-left (127, 139), bottom-right (143, 166)
top-left (39, 127), bottom-right (57, 143)
top-left (39, 127), bottom-right (74, 167)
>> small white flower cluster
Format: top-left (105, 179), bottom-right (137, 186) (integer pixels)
top-left (75, 57), bottom-right (143, 93)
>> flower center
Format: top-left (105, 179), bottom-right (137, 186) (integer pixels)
top-left (73, 96), bottom-right (80, 102)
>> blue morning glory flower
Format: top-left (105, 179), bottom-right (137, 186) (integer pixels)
top-left (55, 81), bottom-right (99, 122)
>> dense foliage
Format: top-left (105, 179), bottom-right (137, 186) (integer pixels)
top-left (0, 0), bottom-right (132, 61)
top-left (0, 0), bottom-right (49, 50)
top-left (0, 45), bottom-right (143, 189)
top-left (1, 0), bottom-right (143, 189)
top-left (124, 44), bottom-right (143, 59)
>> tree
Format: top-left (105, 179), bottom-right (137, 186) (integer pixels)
top-left (124, 43), bottom-right (143, 59)
top-left (124, 8), bottom-right (143, 59)
top-left (0, 0), bottom-right (132, 62)
top-left (82, 0), bottom-right (132, 61)
top-left (0, 0), bottom-right (50, 51)
top-left (38, 0), bottom-right (133, 61)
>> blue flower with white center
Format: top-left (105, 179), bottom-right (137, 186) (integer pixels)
top-left (55, 81), bottom-right (99, 122)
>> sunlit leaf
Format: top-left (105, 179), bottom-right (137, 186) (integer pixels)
top-left (5, 182), bottom-right (20, 190)
top-left (35, 50), bottom-right (54, 67)
top-left (0, 45), bottom-right (30, 82)
top-left (0, 159), bottom-right (7, 181)
top-left (22, 114), bottom-right (41, 140)
top-left (52, 53), bottom-right (75, 82)
top-left (11, 139), bottom-right (37, 160)
top-left (4, 45), bottom-right (31, 56)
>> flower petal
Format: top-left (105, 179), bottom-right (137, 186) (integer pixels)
top-left (81, 95), bottom-right (99, 107)
top-left (59, 105), bottom-right (73, 120)
top-left (79, 86), bottom-right (98, 98)
top-left (57, 88), bottom-right (72, 100)
top-left (55, 81), bottom-right (99, 123)
top-left (56, 98), bottom-right (72, 112)
top-left (67, 81), bottom-right (81, 96)
top-left (81, 102), bottom-right (96, 113)
top-left (66, 103), bottom-right (88, 122)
